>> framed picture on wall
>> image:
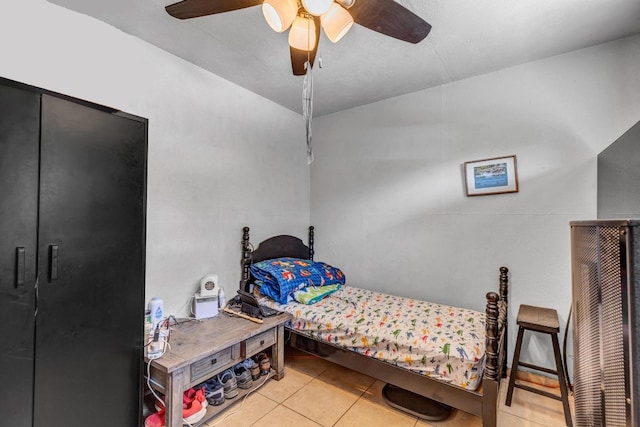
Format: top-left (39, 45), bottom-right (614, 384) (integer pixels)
top-left (464, 155), bottom-right (518, 196)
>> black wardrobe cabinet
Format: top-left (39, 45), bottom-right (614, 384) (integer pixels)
top-left (0, 77), bottom-right (147, 427)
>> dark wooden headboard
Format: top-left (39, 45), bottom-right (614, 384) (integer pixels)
top-left (239, 226), bottom-right (315, 291)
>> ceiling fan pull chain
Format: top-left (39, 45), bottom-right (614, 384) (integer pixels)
top-left (303, 61), bottom-right (314, 164)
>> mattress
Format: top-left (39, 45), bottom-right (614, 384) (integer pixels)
top-left (259, 285), bottom-right (487, 390)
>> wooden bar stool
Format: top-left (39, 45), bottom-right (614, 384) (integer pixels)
top-left (505, 304), bottom-right (572, 427)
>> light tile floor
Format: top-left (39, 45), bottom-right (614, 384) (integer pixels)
top-left (204, 349), bottom-right (574, 427)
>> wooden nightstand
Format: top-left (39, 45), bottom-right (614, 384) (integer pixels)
top-left (144, 312), bottom-right (291, 426)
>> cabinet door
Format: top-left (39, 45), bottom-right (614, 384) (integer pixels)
top-left (0, 83), bottom-right (39, 426)
top-left (34, 95), bottom-right (147, 427)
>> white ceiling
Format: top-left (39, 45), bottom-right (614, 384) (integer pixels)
top-left (47, 0), bottom-right (640, 117)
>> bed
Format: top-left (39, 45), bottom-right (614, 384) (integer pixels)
top-left (239, 226), bottom-right (509, 426)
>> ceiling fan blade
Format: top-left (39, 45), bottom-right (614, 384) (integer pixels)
top-left (290, 16), bottom-right (321, 76)
top-left (348, 0), bottom-right (431, 44)
top-left (166, 0), bottom-right (263, 19)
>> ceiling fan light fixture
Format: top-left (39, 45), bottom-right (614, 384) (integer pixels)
top-left (301, 0), bottom-right (333, 16)
top-left (321, 3), bottom-right (353, 43)
top-left (288, 15), bottom-right (317, 51)
top-left (334, 0), bottom-right (355, 9)
top-left (262, 0), bottom-right (298, 32)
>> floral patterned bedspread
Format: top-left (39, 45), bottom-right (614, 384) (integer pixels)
top-left (259, 285), bottom-right (486, 390)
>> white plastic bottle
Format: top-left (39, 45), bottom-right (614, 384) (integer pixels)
top-left (149, 297), bottom-right (164, 330)
top-left (147, 297), bottom-right (165, 360)
top-left (218, 287), bottom-right (226, 309)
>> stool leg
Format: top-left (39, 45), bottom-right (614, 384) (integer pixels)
top-left (505, 326), bottom-right (525, 407)
top-left (551, 333), bottom-right (573, 427)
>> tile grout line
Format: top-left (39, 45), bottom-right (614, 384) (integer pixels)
top-left (329, 379), bottom-right (376, 426)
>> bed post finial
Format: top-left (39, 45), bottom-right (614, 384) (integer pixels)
top-left (309, 226), bottom-right (315, 261)
top-left (484, 291), bottom-right (500, 381)
top-left (240, 226), bottom-right (251, 291)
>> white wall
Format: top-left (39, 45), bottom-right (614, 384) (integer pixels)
top-left (4, 0), bottom-right (640, 376)
top-left (0, 0), bottom-right (311, 316)
top-left (311, 35), bottom-right (640, 370)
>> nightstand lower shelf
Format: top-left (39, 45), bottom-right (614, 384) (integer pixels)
top-left (189, 369), bottom-right (275, 427)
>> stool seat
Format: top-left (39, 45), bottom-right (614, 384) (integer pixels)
top-left (506, 304), bottom-right (572, 427)
top-left (517, 304), bottom-right (559, 333)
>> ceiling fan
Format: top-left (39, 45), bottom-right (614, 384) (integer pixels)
top-left (164, 0), bottom-right (432, 76)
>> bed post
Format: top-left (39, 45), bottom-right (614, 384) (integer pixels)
top-left (308, 226), bottom-right (315, 261)
top-left (483, 290), bottom-right (500, 427)
top-left (482, 266), bottom-right (509, 427)
top-left (240, 226), bottom-right (251, 291)
top-left (484, 291), bottom-right (500, 381)
top-left (499, 266), bottom-right (509, 377)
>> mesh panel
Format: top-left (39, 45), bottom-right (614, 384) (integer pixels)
top-left (572, 224), bottom-right (630, 427)
top-left (573, 225), bottom-right (603, 426)
top-left (599, 227), bottom-right (626, 426)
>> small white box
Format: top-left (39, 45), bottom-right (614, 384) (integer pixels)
top-left (193, 291), bottom-right (218, 319)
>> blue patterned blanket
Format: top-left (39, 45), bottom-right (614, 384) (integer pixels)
top-left (251, 257), bottom-right (345, 304)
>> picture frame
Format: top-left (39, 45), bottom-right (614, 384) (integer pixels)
top-left (464, 155), bottom-right (518, 196)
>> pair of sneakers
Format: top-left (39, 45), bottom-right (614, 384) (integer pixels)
top-left (241, 358), bottom-right (261, 381)
top-left (233, 361), bottom-right (253, 389)
top-left (145, 387), bottom-right (207, 427)
top-left (217, 369), bottom-right (239, 399)
top-left (215, 360), bottom-right (254, 400)
top-left (255, 352), bottom-right (271, 376)
top-left (199, 377), bottom-right (225, 406)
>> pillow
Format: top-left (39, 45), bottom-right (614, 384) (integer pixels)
top-left (250, 257), bottom-right (345, 304)
top-left (293, 284), bottom-right (342, 305)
